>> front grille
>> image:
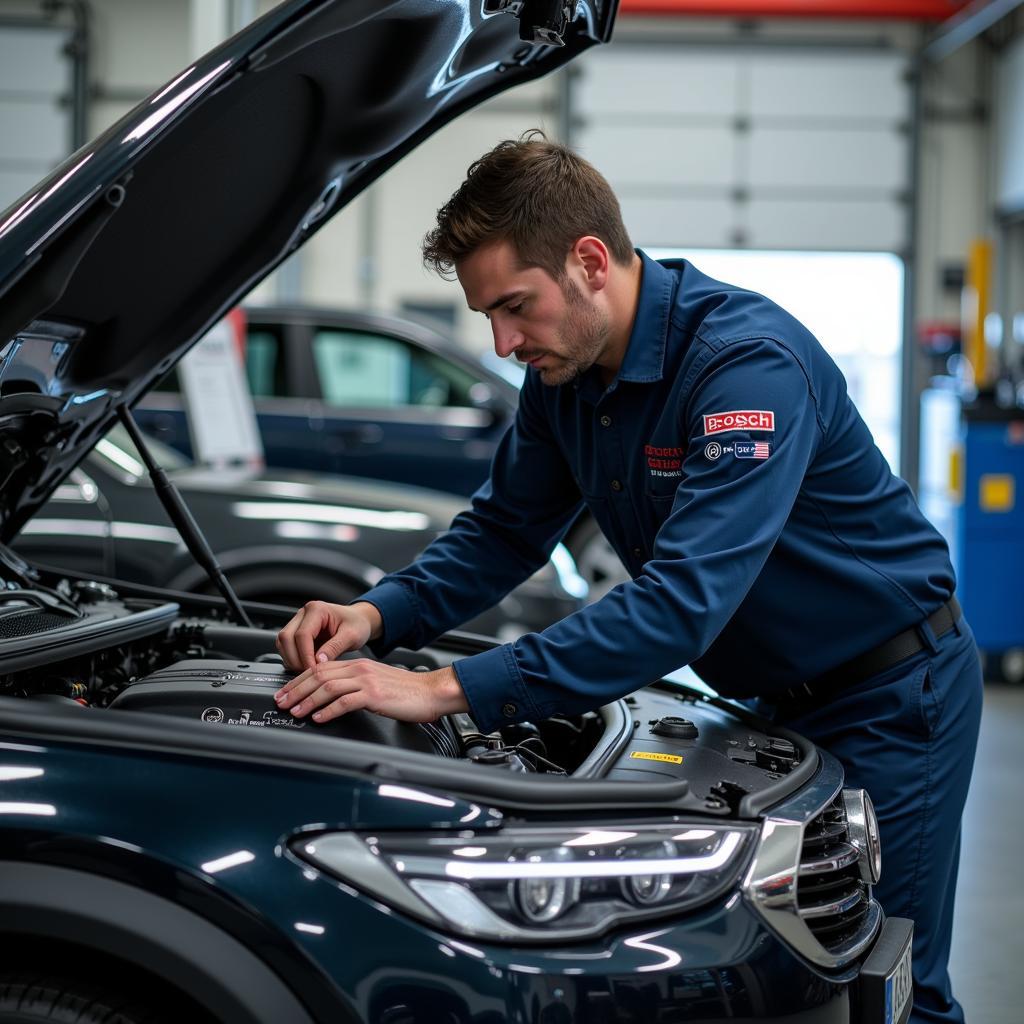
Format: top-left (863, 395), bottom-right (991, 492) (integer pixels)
top-left (796, 795), bottom-right (870, 952)
top-left (0, 610), bottom-right (72, 639)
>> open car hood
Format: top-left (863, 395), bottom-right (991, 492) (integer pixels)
top-left (0, 0), bottom-right (616, 540)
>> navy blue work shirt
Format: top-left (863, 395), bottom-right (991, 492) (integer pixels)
top-left (359, 252), bottom-right (954, 734)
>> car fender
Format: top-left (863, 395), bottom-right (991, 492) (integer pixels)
top-left (165, 544), bottom-right (383, 596)
top-left (0, 861), bottom-right (344, 1024)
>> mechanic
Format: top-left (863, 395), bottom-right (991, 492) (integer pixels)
top-left (275, 134), bottom-right (982, 1024)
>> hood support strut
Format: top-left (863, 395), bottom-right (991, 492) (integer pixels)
top-left (117, 407), bottom-right (254, 629)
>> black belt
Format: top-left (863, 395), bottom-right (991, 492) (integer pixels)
top-left (781, 596), bottom-right (961, 704)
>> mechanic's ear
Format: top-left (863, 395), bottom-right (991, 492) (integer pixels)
top-left (571, 236), bottom-right (609, 293)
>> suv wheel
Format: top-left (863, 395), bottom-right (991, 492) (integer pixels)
top-left (0, 976), bottom-right (166, 1024)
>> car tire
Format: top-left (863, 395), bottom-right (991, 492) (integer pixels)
top-left (0, 975), bottom-right (167, 1024)
top-left (565, 514), bottom-right (629, 603)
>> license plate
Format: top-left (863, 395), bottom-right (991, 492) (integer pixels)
top-left (884, 939), bottom-right (913, 1024)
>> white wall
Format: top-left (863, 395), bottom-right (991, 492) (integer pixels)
top-left (995, 33), bottom-right (1024, 215)
top-left (918, 39), bottom-right (994, 328)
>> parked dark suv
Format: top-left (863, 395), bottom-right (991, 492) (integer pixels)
top-left (0, 1), bottom-right (912, 1022)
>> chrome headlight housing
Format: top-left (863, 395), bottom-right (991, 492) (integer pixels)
top-left (296, 822), bottom-right (756, 942)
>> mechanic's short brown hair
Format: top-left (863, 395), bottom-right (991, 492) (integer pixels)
top-left (422, 130), bottom-right (634, 281)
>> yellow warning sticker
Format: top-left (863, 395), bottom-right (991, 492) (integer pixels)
top-left (980, 473), bottom-right (1015, 512)
top-left (630, 751), bottom-right (683, 764)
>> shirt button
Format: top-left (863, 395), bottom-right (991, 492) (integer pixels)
top-left (600, 415), bottom-right (612, 427)
top-left (633, 547), bottom-right (643, 558)
top-left (611, 479), bottom-right (623, 491)
top-left (502, 702), bottom-right (518, 717)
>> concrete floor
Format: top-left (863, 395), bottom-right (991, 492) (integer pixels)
top-left (949, 684), bottom-right (1024, 1023)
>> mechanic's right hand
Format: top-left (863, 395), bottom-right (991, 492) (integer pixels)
top-left (275, 600), bottom-right (383, 673)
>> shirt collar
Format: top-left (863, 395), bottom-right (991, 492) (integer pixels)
top-left (613, 249), bottom-right (672, 384)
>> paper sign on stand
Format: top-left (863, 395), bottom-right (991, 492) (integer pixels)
top-left (178, 315), bottom-right (265, 470)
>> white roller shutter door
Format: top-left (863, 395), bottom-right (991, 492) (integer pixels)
top-left (0, 23), bottom-right (72, 211)
top-left (573, 45), bottom-right (911, 253)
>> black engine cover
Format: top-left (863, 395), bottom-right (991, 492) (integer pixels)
top-left (109, 659), bottom-right (440, 754)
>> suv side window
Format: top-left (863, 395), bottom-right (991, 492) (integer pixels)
top-left (149, 326), bottom-right (285, 397)
top-left (311, 329), bottom-right (477, 408)
top-left (245, 328), bottom-right (286, 397)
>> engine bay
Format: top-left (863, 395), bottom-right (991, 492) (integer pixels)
top-left (0, 571), bottom-right (809, 804)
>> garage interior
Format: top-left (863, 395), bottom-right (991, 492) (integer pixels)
top-left (0, 0), bottom-right (1020, 1020)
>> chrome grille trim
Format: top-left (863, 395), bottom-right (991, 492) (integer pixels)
top-left (741, 749), bottom-right (882, 969)
top-left (798, 842), bottom-right (860, 877)
top-left (798, 888), bottom-right (867, 919)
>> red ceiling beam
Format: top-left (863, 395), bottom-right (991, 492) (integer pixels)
top-left (619, 0), bottom-right (969, 19)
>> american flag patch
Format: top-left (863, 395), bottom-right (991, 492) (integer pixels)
top-left (735, 441), bottom-right (771, 460)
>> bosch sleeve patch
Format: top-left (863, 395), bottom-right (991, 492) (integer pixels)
top-left (702, 410), bottom-right (775, 435)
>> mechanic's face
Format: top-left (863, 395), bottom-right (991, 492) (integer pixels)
top-left (457, 239), bottom-right (610, 387)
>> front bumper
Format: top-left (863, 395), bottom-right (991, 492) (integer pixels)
top-left (334, 896), bottom-right (905, 1023)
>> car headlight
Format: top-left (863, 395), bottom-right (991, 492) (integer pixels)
top-left (295, 822), bottom-right (756, 942)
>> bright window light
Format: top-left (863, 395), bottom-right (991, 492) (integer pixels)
top-left (647, 248), bottom-right (904, 472)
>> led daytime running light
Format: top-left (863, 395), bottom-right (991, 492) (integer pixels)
top-left (439, 831), bottom-right (744, 881)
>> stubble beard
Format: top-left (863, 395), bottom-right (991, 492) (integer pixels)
top-left (535, 279), bottom-right (610, 387)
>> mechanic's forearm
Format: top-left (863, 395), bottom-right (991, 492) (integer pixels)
top-left (361, 503), bottom-right (576, 654)
top-left (351, 601), bottom-right (384, 642)
top-left (431, 665), bottom-right (470, 716)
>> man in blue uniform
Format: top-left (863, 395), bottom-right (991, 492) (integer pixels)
top-left (275, 136), bottom-right (982, 1023)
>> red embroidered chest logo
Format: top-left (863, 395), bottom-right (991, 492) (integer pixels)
top-left (702, 410), bottom-right (775, 436)
top-left (644, 444), bottom-right (683, 472)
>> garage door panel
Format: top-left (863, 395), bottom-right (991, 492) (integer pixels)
top-left (573, 45), bottom-right (910, 255)
top-left (578, 124), bottom-right (737, 187)
top-left (1, 23), bottom-right (70, 212)
top-left (749, 53), bottom-right (909, 120)
top-left (747, 198), bottom-right (906, 251)
top-left (0, 100), bottom-right (67, 164)
top-left (0, 28), bottom-right (69, 94)
top-left (749, 127), bottom-right (906, 190)
top-left (620, 195), bottom-right (736, 248)
top-left (577, 50), bottom-right (740, 117)
top-left (0, 169), bottom-right (47, 213)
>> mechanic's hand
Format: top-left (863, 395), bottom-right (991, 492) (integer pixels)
top-left (276, 600), bottom-right (382, 672)
top-left (273, 661), bottom-right (468, 724)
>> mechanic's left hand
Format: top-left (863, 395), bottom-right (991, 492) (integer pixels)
top-left (274, 659), bottom-right (468, 724)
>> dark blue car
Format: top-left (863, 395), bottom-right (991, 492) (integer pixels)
top-left (0, 1), bottom-right (913, 1022)
top-left (135, 306), bottom-right (521, 499)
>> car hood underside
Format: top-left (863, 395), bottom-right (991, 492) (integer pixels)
top-left (0, 0), bottom-right (615, 539)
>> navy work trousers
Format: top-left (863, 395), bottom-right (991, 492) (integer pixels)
top-left (770, 614), bottom-right (983, 1024)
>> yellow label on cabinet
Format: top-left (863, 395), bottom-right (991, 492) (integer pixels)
top-left (979, 474), bottom-right (1015, 512)
top-left (630, 751), bottom-right (683, 764)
